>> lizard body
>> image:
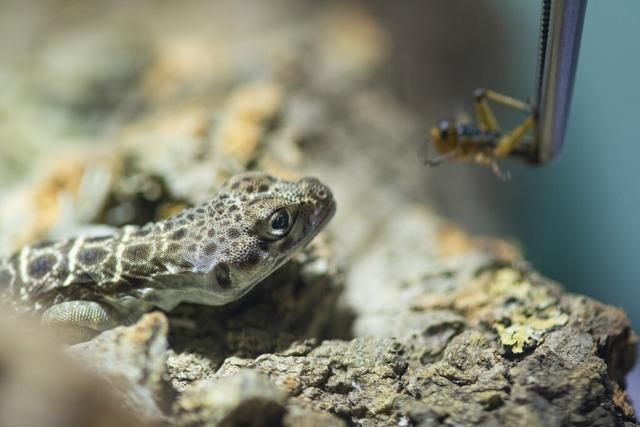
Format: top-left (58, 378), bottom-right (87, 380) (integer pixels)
top-left (0, 172), bottom-right (335, 340)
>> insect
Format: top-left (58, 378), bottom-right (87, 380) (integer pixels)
top-left (426, 89), bottom-right (538, 178)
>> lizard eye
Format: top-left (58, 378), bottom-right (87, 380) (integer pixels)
top-left (255, 206), bottom-right (298, 241)
top-left (270, 209), bottom-right (290, 230)
top-left (258, 207), bottom-right (295, 240)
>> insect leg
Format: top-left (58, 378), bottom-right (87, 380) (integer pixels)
top-left (477, 89), bottom-right (532, 112)
top-left (474, 88), bottom-right (534, 131)
top-left (493, 115), bottom-right (536, 158)
top-left (474, 89), bottom-right (501, 131)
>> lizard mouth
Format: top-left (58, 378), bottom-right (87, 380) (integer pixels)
top-left (296, 199), bottom-right (335, 252)
top-left (311, 194), bottom-right (336, 235)
top-left (320, 201), bottom-right (336, 228)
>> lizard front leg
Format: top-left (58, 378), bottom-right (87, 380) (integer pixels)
top-left (41, 300), bottom-right (125, 343)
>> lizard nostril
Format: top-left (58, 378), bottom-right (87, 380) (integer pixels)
top-left (316, 188), bottom-right (328, 200)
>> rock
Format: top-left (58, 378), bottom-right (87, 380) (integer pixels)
top-left (0, 308), bottom-right (151, 427)
top-left (174, 369), bottom-right (286, 427)
top-left (166, 350), bottom-right (217, 393)
top-left (69, 312), bottom-right (171, 423)
top-left (198, 265), bottom-right (635, 426)
top-left (283, 406), bottom-right (347, 427)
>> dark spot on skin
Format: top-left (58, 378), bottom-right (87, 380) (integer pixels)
top-left (231, 182), bottom-right (240, 190)
top-left (245, 251), bottom-right (260, 266)
top-left (123, 244), bottom-right (151, 262)
top-left (239, 196), bottom-right (248, 202)
top-left (163, 222), bottom-right (174, 231)
top-left (219, 194), bottom-right (229, 200)
top-left (258, 184), bottom-right (270, 192)
top-left (196, 207), bottom-right (205, 214)
top-left (228, 228), bottom-right (241, 239)
top-left (258, 240), bottom-right (269, 251)
top-left (171, 228), bottom-right (187, 240)
top-left (218, 236), bottom-right (226, 244)
top-left (186, 213), bottom-right (195, 221)
top-left (207, 228), bottom-right (216, 238)
top-left (196, 220), bottom-right (205, 227)
top-left (246, 186), bottom-right (255, 194)
top-left (234, 214), bottom-right (242, 222)
top-left (223, 249), bottom-right (231, 257)
top-left (214, 263), bottom-right (232, 288)
top-left (28, 254), bottom-right (57, 278)
top-left (189, 243), bottom-right (198, 252)
top-left (167, 243), bottom-right (181, 253)
top-left (228, 205), bottom-right (238, 212)
top-left (203, 243), bottom-right (217, 256)
top-left (78, 247), bottom-right (109, 265)
top-left (74, 272), bottom-right (94, 283)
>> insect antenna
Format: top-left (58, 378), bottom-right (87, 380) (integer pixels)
top-left (425, 152), bottom-right (457, 167)
top-left (490, 160), bottom-right (512, 181)
top-left (419, 139), bottom-right (456, 167)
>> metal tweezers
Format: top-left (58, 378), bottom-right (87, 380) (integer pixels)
top-left (534, 0), bottom-right (587, 163)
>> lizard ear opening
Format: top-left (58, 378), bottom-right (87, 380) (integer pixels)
top-left (214, 263), bottom-right (232, 288)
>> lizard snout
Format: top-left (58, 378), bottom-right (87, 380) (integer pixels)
top-left (299, 177), bottom-right (333, 202)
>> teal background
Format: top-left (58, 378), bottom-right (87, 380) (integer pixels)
top-left (499, 0), bottom-right (640, 342)
top-left (499, 0), bottom-right (640, 404)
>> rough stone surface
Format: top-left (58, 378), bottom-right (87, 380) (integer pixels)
top-left (81, 263), bottom-right (636, 426)
top-left (0, 308), bottom-right (152, 427)
top-left (174, 369), bottom-right (286, 427)
top-left (181, 265), bottom-right (637, 426)
top-left (69, 312), bottom-right (171, 423)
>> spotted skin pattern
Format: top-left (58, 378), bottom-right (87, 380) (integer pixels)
top-left (0, 172), bottom-right (335, 340)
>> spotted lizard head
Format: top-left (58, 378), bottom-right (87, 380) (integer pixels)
top-left (0, 172), bottom-right (335, 311)
top-left (162, 172), bottom-right (336, 304)
top-left (0, 171), bottom-right (335, 328)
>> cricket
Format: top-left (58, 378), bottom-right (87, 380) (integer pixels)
top-left (427, 89), bottom-right (538, 177)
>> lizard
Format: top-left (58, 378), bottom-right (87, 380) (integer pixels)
top-left (0, 172), bottom-right (335, 342)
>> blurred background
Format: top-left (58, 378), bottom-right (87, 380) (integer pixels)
top-left (368, 0), bottom-right (640, 405)
top-left (0, 0), bottom-right (638, 409)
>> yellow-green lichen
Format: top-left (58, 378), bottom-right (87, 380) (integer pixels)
top-left (488, 268), bottom-right (569, 354)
